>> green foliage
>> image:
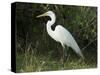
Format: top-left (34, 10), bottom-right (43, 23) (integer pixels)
top-left (16, 47), bottom-right (96, 72)
top-left (15, 2), bottom-right (97, 72)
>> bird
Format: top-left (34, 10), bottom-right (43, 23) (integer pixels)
top-left (36, 11), bottom-right (84, 68)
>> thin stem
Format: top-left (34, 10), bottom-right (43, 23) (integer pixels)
top-left (82, 38), bottom-right (97, 50)
top-left (62, 47), bottom-right (65, 69)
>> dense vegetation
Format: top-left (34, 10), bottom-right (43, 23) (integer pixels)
top-left (15, 2), bottom-right (97, 72)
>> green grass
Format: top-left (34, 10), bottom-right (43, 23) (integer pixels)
top-left (16, 49), bottom-right (97, 73)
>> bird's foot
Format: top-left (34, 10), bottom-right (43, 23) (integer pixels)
top-left (61, 64), bottom-right (64, 70)
top-left (64, 54), bottom-right (70, 63)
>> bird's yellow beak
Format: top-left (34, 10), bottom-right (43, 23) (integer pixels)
top-left (36, 12), bottom-right (47, 18)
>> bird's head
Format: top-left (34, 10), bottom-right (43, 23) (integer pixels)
top-left (36, 11), bottom-right (54, 18)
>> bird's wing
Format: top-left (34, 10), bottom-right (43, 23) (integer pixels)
top-left (54, 25), bottom-right (84, 58)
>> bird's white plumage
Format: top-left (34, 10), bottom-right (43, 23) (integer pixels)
top-left (37, 11), bottom-right (84, 59)
top-left (54, 25), bottom-right (83, 58)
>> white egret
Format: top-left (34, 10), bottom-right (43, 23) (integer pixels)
top-left (37, 11), bottom-right (84, 67)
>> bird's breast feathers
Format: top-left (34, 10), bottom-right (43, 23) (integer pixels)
top-left (54, 25), bottom-right (73, 46)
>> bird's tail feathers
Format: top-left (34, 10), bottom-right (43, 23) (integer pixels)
top-left (71, 44), bottom-right (84, 59)
top-left (77, 50), bottom-right (84, 60)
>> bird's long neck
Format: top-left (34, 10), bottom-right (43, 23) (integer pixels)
top-left (46, 13), bottom-right (56, 40)
top-left (47, 14), bottom-right (56, 27)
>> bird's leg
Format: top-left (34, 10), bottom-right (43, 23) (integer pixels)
top-left (61, 44), bottom-right (66, 69)
top-left (62, 47), bottom-right (65, 68)
top-left (62, 47), bottom-right (66, 69)
top-left (64, 48), bottom-right (67, 63)
top-left (65, 47), bottom-right (69, 63)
